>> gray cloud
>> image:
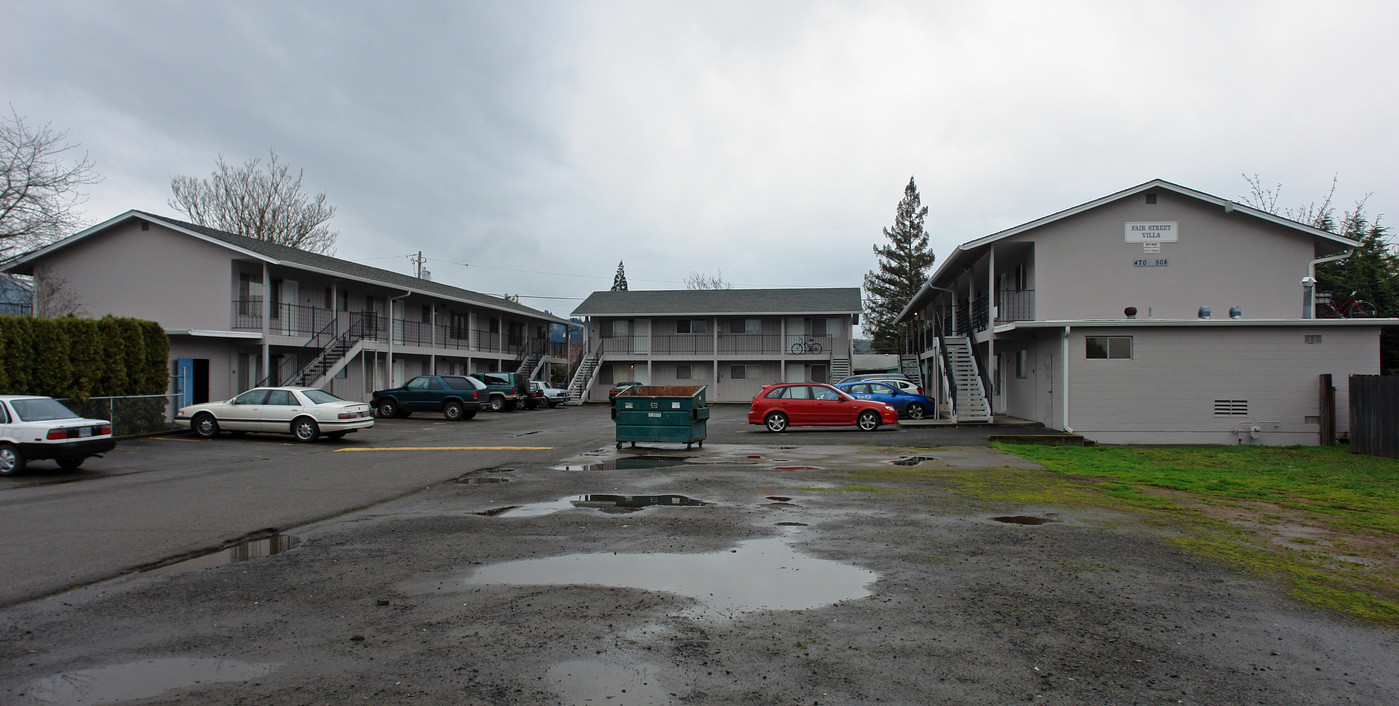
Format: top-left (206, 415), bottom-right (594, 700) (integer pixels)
top-left (4, 1), bottom-right (1395, 308)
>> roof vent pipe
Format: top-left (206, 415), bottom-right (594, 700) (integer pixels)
top-left (1198, 306), bottom-right (1211, 319)
top-left (1124, 306), bottom-right (1137, 319)
top-left (1229, 306), bottom-right (1242, 319)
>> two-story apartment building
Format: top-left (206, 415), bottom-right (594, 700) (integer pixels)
top-left (4, 211), bottom-right (571, 405)
top-left (899, 179), bottom-right (1391, 445)
top-left (569, 288), bottom-right (862, 402)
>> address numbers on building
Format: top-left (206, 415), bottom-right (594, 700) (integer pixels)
top-left (1133, 258), bottom-right (1169, 267)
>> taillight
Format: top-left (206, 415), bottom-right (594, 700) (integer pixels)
top-left (917, 387), bottom-right (924, 396)
top-left (47, 429), bottom-right (67, 440)
top-left (97, 424), bottom-right (112, 435)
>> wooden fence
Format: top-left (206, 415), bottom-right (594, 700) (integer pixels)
top-left (1349, 375), bottom-right (1399, 458)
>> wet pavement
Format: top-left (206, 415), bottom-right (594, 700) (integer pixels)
top-left (3, 405), bottom-right (1398, 704)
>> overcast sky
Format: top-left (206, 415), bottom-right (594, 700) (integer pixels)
top-left (4, 1), bottom-right (1396, 315)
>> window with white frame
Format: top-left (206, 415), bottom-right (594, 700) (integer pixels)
top-left (676, 364), bottom-right (692, 379)
top-left (730, 364), bottom-right (750, 379)
top-left (1086, 336), bottom-right (1132, 359)
top-left (677, 319), bottom-right (706, 334)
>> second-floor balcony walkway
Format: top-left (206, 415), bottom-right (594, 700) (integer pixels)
top-left (232, 300), bottom-right (567, 359)
top-left (595, 334), bottom-right (849, 357)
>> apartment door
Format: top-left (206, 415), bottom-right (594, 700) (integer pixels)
top-left (281, 280), bottom-right (299, 334)
top-left (633, 319), bottom-right (650, 354)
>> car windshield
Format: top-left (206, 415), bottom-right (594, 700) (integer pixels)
top-left (10, 397), bottom-right (80, 422)
top-left (301, 390), bottom-right (345, 404)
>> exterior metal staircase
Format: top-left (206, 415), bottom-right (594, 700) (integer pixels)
top-left (943, 336), bottom-right (991, 422)
top-left (565, 347), bottom-right (602, 405)
top-left (898, 355), bottom-right (920, 379)
top-left (262, 317), bottom-right (368, 389)
top-left (517, 351), bottom-right (544, 379)
top-left (830, 357), bottom-right (851, 383)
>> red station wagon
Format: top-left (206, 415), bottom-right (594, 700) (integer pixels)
top-left (747, 383), bottom-right (899, 432)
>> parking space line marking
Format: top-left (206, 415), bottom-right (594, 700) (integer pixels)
top-left (333, 446), bottom-right (553, 452)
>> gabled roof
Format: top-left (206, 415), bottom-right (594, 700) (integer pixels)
top-left (5, 210), bottom-right (570, 325)
top-left (573, 288), bottom-right (862, 317)
top-left (900, 179), bottom-right (1362, 319)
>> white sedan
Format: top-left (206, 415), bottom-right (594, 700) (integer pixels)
top-left (0, 395), bottom-right (115, 474)
top-left (175, 387), bottom-right (373, 443)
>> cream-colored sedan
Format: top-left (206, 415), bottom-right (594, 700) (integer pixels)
top-left (175, 387), bottom-right (373, 442)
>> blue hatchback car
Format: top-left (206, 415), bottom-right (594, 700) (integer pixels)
top-left (834, 380), bottom-right (935, 420)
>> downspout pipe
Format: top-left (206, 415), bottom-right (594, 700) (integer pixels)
top-left (1061, 325), bottom-right (1072, 433)
top-left (387, 290), bottom-right (411, 385)
top-left (1302, 249), bottom-right (1354, 319)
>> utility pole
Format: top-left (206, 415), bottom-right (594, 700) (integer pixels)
top-left (410, 251), bottom-right (427, 278)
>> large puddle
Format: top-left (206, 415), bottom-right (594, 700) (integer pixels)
top-left (546, 658), bottom-right (670, 705)
top-left (464, 534), bottom-right (877, 620)
top-left (142, 535), bottom-right (298, 576)
top-left (23, 658), bottom-right (279, 705)
top-left (553, 456), bottom-right (691, 472)
top-left (484, 494), bottom-right (710, 517)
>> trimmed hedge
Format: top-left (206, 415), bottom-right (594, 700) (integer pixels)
top-left (0, 315), bottom-right (170, 433)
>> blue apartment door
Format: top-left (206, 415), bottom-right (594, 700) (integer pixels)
top-left (176, 358), bottom-right (194, 408)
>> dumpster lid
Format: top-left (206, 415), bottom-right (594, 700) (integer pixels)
top-left (618, 385), bottom-right (707, 398)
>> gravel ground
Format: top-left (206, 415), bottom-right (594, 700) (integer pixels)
top-left (3, 439), bottom-right (1398, 705)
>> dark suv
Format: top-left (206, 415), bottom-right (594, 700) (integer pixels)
top-left (469, 371), bottom-right (531, 411)
top-left (371, 375), bottom-right (485, 420)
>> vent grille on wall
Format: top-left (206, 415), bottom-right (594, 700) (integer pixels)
top-left (1305, 335), bottom-right (1323, 344)
top-left (1214, 400), bottom-right (1249, 416)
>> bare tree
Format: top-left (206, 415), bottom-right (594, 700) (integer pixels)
top-left (170, 151), bottom-right (337, 254)
top-left (685, 269), bottom-right (733, 290)
top-left (1241, 173), bottom-right (1338, 231)
top-left (0, 108), bottom-right (100, 259)
top-left (33, 267), bottom-right (87, 318)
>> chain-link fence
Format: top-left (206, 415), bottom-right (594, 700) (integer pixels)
top-left (56, 394), bottom-right (180, 437)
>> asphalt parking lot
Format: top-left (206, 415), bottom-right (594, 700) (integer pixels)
top-left (3, 404), bottom-right (1396, 704)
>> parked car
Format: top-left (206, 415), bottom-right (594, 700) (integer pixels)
top-left (176, 387), bottom-right (374, 442)
top-left (867, 378), bottom-right (924, 396)
top-left (747, 383), bottom-right (898, 432)
top-left (834, 380), bottom-right (935, 419)
top-left (0, 395), bottom-right (115, 474)
top-left (371, 375), bottom-right (485, 420)
top-left (835, 373), bottom-right (912, 385)
top-left (531, 380), bottom-right (569, 408)
top-left (608, 381), bottom-right (643, 400)
top-left (469, 371), bottom-right (531, 411)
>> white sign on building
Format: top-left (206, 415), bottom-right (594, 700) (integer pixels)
top-left (1124, 221), bottom-right (1179, 243)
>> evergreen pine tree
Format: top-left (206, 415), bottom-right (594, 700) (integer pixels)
top-left (863, 177), bottom-right (936, 353)
top-left (612, 261), bottom-right (629, 292)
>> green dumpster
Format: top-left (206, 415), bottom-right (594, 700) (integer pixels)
top-left (612, 385), bottom-right (709, 450)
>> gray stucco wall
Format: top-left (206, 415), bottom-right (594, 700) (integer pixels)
top-left (1008, 190), bottom-right (1320, 322)
top-left (1057, 325), bottom-right (1379, 445)
top-left (41, 221), bottom-right (240, 329)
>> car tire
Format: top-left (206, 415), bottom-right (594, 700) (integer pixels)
top-left (905, 402), bottom-right (925, 420)
top-left (58, 457), bottom-right (84, 470)
top-left (0, 443), bottom-right (25, 475)
top-left (443, 400), bottom-right (465, 421)
top-left (489, 395), bottom-right (505, 412)
top-left (765, 412), bottom-right (789, 432)
top-left (293, 417), bottom-right (320, 442)
top-left (376, 400), bottom-right (398, 419)
top-left (857, 410), bottom-right (880, 431)
top-left (193, 412), bottom-right (220, 439)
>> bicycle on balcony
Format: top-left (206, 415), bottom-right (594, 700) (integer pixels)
top-left (790, 338), bottom-right (823, 355)
top-left (1316, 291), bottom-right (1377, 318)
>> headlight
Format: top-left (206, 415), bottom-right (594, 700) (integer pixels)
top-left (884, 405), bottom-right (896, 412)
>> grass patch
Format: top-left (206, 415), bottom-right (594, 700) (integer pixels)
top-left (995, 443), bottom-right (1399, 627)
